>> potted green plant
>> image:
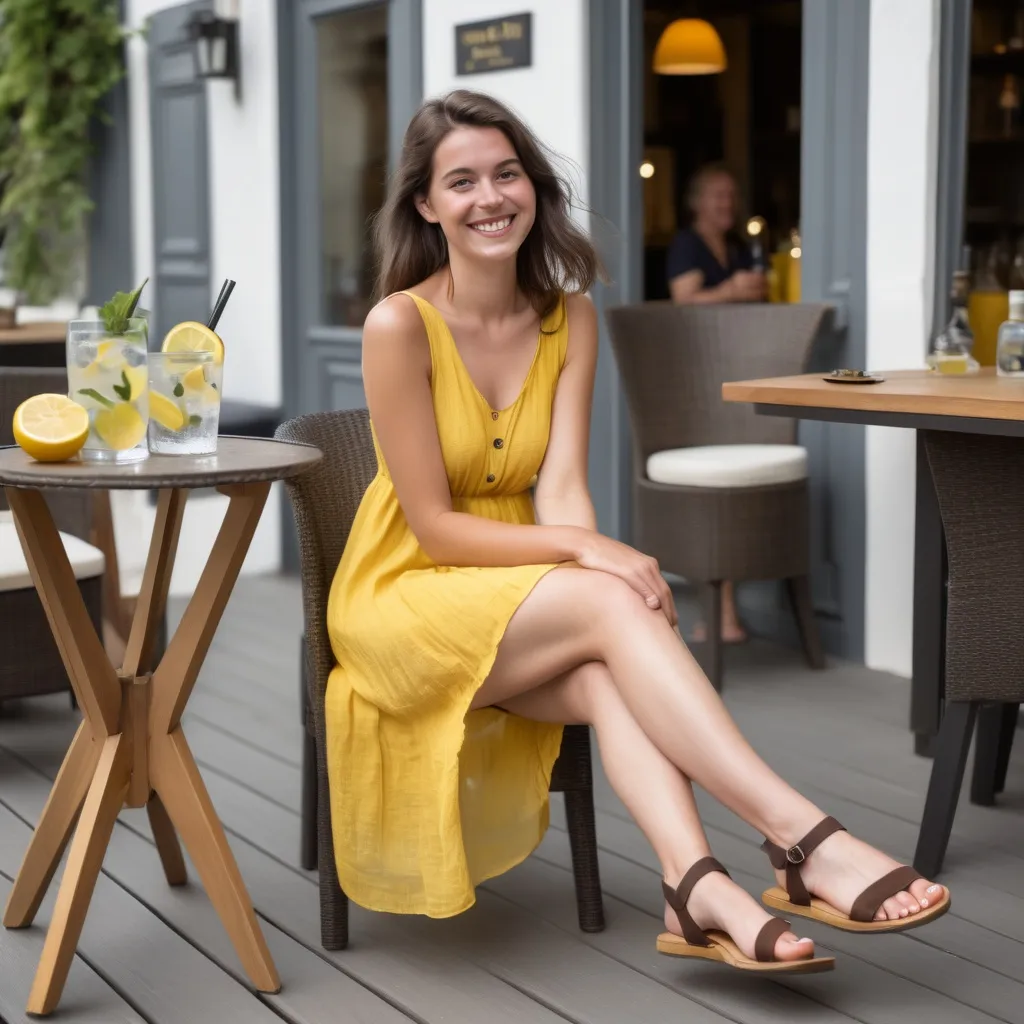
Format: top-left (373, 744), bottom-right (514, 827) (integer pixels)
top-left (0, 2), bottom-right (133, 313)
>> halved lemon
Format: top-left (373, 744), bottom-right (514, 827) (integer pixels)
top-left (150, 391), bottom-right (186, 431)
top-left (182, 365), bottom-right (207, 391)
top-left (12, 394), bottom-right (90, 462)
top-left (94, 403), bottom-right (147, 451)
top-left (161, 321), bottom-right (224, 365)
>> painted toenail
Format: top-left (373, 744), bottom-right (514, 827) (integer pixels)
top-left (927, 885), bottom-right (940, 893)
top-left (920, 899), bottom-right (928, 907)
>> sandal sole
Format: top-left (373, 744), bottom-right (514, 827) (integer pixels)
top-left (657, 929), bottom-right (835, 974)
top-left (761, 886), bottom-right (951, 933)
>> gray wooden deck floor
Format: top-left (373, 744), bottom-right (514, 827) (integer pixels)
top-left (1, 574), bottom-right (1023, 1023)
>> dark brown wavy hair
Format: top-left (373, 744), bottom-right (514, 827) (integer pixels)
top-left (372, 89), bottom-right (601, 320)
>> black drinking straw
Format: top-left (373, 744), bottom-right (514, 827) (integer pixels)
top-left (207, 279), bottom-right (236, 331)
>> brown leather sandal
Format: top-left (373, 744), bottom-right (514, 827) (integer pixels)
top-left (657, 855), bottom-right (835, 973)
top-left (760, 816), bottom-right (951, 933)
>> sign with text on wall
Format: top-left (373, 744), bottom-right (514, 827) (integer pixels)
top-left (455, 12), bottom-right (532, 76)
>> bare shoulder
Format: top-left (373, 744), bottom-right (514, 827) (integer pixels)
top-left (362, 293), bottom-right (431, 368)
top-left (564, 292), bottom-right (598, 358)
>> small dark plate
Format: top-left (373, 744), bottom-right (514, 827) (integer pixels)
top-left (823, 373), bottom-right (886, 385)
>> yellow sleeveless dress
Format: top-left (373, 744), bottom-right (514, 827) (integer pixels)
top-left (324, 291), bottom-right (569, 918)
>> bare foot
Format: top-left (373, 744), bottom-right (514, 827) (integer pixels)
top-left (691, 621), bottom-right (748, 644)
top-left (775, 830), bottom-right (945, 922)
top-left (665, 870), bottom-right (815, 962)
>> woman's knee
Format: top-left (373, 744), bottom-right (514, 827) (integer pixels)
top-left (562, 661), bottom-right (623, 724)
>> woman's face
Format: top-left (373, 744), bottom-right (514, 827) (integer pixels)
top-left (416, 126), bottom-right (536, 264)
top-left (694, 172), bottom-right (737, 233)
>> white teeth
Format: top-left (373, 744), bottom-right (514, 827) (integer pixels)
top-left (472, 216), bottom-right (511, 233)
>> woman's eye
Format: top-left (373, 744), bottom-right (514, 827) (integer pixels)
top-left (451, 178), bottom-right (472, 189)
top-left (498, 170), bottom-right (517, 180)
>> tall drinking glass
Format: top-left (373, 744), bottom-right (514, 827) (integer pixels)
top-left (147, 350), bottom-right (222, 455)
top-left (66, 318), bottom-right (150, 463)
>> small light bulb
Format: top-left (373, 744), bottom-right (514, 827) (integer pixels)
top-left (746, 218), bottom-right (762, 237)
top-left (791, 246), bottom-right (802, 259)
top-left (639, 161), bottom-right (655, 179)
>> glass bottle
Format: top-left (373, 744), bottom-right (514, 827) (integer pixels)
top-left (996, 289), bottom-right (1024, 376)
top-left (968, 245), bottom-right (1009, 365)
top-left (929, 268), bottom-right (980, 374)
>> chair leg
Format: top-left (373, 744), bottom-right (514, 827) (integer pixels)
top-left (993, 703), bottom-right (1019, 795)
top-left (315, 713), bottom-right (348, 950)
top-left (971, 702), bottom-right (1018, 805)
top-left (299, 635), bottom-right (317, 871)
top-left (913, 701), bottom-right (978, 879)
top-left (700, 582), bottom-right (724, 693)
top-left (564, 786), bottom-right (605, 933)
top-left (786, 575), bottom-right (826, 670)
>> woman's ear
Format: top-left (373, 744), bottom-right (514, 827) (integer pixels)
top-left (415, 194), bottom-right (440, 224)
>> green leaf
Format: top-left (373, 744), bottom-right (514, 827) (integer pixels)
top-left (189, 414), bottom-right (202, 427)
top-left (173, 382), bottom-right (184, 398)
top-left (112, 369), bottom-right (131, 401)
top-left (77, 388), bottom-right (114, 409)
top-left (99, 277), bottom-right (149, 336)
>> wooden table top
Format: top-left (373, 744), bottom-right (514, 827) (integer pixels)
top-left (722, 367), bottom-right (1024, 422)
top-left (0, 322), bottom-right (67, 345)
top-left (0, 436), bottom-right (321, 490)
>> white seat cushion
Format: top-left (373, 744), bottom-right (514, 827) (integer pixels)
top-left (646, 444), bottom-right (808, 489)
top-left (0, 519), bottom-right (105, 593)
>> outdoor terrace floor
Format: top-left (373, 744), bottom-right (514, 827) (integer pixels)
top-left (1, 575), bottom-right (1022, 1023)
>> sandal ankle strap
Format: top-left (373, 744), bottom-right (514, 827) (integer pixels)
top-left (662, 856), bottom-right (729, 948)
top-left (760, 816), bottom-right (846, 906)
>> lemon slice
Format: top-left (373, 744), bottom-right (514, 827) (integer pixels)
top-left (150, 391), bottom-right (186, 431)
top-left (161, 321), bottom-right (224, 365)
top-left (94, 403), bottom-right (147, 451)
top-left (182, 365), bottom-right (207, 391)
top-left (12, 394), bottom-right (90, 462)
top-left (124, 365), bottom-right (149, 399)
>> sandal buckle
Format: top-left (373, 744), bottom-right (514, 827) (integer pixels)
top-left (786, 844), bottom-right (805, 864)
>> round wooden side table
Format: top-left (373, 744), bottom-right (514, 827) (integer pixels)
top-left (0, 436), bottom-right (321, 1015)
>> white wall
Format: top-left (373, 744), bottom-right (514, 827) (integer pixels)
top-left (124, 0), bottom-right (281, 595)
top-left (864, 0), bottom-right (940, 675)
top-left (422, 1), bottom-right (589, 211)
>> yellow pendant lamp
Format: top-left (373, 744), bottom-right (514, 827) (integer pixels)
top-left (653, 18), bottom-right (727, 75)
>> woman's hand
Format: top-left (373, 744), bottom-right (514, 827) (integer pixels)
top-left (575, 534), bottom-right (677, 626)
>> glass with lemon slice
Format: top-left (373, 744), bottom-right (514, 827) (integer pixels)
top-left (66, 318), bottom-right (150, 462)
top-left (147, 321), bottom-right (225, 455)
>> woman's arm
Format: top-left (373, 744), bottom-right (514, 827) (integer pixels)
top-left (533, 292), bottom-right (599, 531)
top-left (669, 269), bottom-right (738, 305)
top-left (362, 295), bottom-right (587, 567)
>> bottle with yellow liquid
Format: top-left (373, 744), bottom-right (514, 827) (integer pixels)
top-left (967, 247), bottom-right (1008, 366)
top-left (928, 268), bottom-right (980, 375)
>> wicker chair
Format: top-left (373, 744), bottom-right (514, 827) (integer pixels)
top-left (1, 367), bottom-right (104, 707)
top-left (606, 302), bottom-right (830, 690)
top-left (275, 408), bottom-right (605, 949)
top-left (913, 431), bottom-right (1023, 877)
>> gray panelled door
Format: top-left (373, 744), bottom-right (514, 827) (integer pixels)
top-left (280, 0), bottom-right (422, 423)
top-left (590, 0), bottom-right (870, 660)
top-left (278, 0), bottom-right (422, 569)
top-left (148, 1), bottom-right (212, 346)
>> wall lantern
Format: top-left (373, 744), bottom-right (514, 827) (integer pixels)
top-left (187, 9), bottom-right (242, 101)
top-left (653, 18), bottom-right (727, 75)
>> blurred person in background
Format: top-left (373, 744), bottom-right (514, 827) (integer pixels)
top-left (667, 164), bottom-right (765, 306)
top-left (666, 164), bottom-right (765, 644)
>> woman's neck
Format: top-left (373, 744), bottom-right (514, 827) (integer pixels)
top-left (441, 249), bottom-right (524, 321)
top-left (693, 218), bottom-right (726, 245)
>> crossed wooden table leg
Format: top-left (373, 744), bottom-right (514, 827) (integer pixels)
top-left (2, 483), bottom-right (281, 1016)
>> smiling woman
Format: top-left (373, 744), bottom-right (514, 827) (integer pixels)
top-left (321, 88), bottom-right (949, 973)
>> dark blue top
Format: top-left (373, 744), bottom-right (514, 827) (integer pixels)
top-left (665, 228), bottom-right (753, 290)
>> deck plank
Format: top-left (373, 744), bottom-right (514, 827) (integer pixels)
top-left (0, 876), bottom-right (144, 1024)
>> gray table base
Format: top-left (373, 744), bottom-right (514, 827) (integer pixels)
top-left (912, 429), bottom-right (1024, 877)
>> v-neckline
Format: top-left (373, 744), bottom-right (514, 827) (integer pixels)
top-left (415, 295), bottom-right (545, 414)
